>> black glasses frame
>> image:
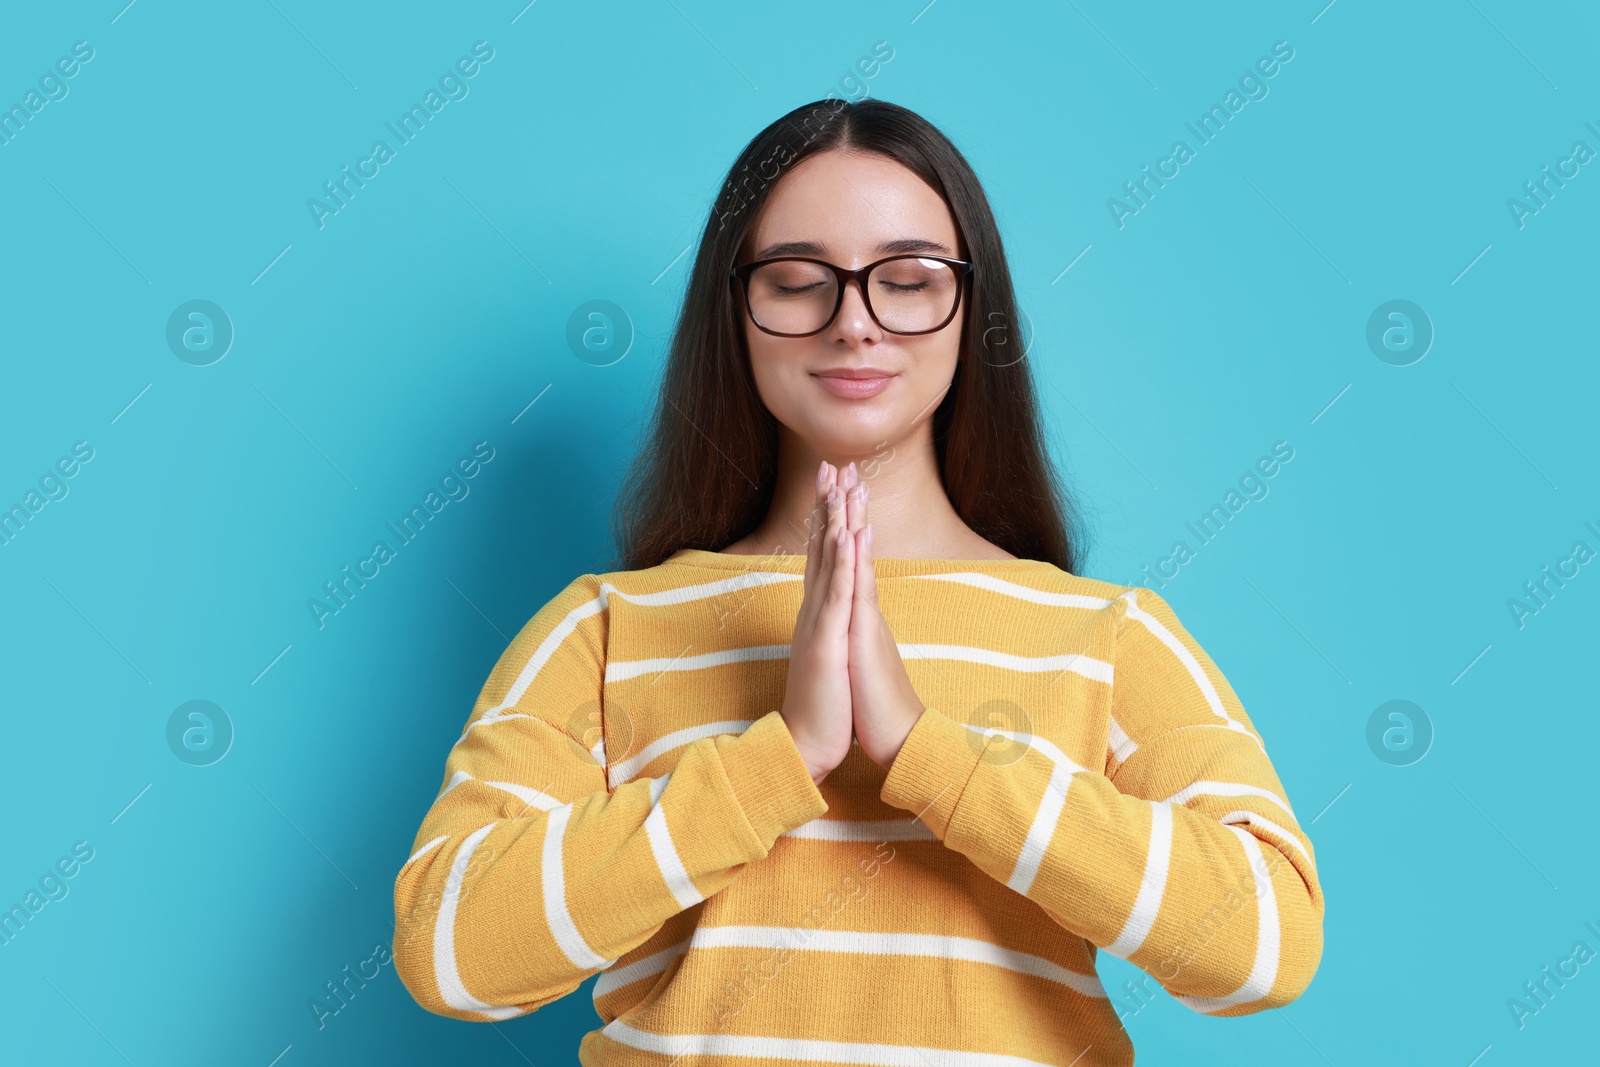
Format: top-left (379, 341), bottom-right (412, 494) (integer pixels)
top-left (729, 254), bottom-right (974, 337)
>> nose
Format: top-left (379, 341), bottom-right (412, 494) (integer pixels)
top-left (830, 275), bottom-right (879, 340)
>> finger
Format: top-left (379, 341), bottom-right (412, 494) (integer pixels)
top-left (827, 519), bottom-right (855, 626)
top-left (820, 482), bottom-right (841, 596)
top-left (820, 490), bottom-right (853, 633)
top-left (844, 463), bottom-right (865, 534)
top-left (803, 460), bottom-right (828, 594)
top-left (826, 477), bottom-right (845, 551)
top-left (848, 523), bottom-right (866, 623)
top-left (822, 462), bottom-right (838, 528)
top-left (806, 463), bottom-right (838, 614)
top-left (861, 522), bottom-right (880, 611)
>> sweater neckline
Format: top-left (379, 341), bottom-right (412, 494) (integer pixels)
top-left (665, 547), bottom-right (1057, 579)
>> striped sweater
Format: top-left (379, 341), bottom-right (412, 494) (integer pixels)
top-left (392, 548), bottom-right (1324, 1066)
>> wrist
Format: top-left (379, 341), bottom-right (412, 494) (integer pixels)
top-left (786, 733), bottom-right (831, 786)
top-left (882, 703), bottom-right (926, 768)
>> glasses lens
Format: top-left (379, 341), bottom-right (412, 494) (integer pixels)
top-left (745, 257), bottom-right (962, 334)
top-left (868, 257), bottom-right (960, 333)
top-left (747, 260), bottom-right (838, 334)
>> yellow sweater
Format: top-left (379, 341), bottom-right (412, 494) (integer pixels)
top-left (393, 548), bottom-right (1324, 1066)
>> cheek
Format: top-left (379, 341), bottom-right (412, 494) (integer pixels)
top-left (742, 326), bottom-right (770, 384)
top-left (903, 335), bottom-right (960, 393)
top-left (743, 333), bottom-right (797, 410)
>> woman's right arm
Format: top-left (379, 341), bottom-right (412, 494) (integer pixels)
top-left (392, 573), bottom-right (830, 1021)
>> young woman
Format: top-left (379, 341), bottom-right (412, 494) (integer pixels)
top-left (393, 98), bottom-right (1324, 1066)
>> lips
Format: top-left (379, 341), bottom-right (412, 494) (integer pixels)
top-left (814, 367), bottom-right (894, 380)
top-left (812, 368), bottom-right (894, 399)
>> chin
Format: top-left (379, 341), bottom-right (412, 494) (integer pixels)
top-left (790, 415), bottom-right (903, 457)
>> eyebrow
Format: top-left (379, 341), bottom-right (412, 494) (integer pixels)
top-left (750, 237), bottom-right (954, 260)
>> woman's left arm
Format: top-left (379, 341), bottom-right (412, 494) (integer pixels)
top-left (875, 585), bottom-right (1325, 1016)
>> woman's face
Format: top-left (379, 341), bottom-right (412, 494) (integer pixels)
top-left (737, 149), bottom-right (966, 459)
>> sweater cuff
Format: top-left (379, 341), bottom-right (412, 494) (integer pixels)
top-left (718, 710), bottom-right (830, 853)
top-left (879, 706), bottom-right (985, 838)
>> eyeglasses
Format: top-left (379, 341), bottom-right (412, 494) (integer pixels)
top-left (730, 254), bottom-right (973, 337)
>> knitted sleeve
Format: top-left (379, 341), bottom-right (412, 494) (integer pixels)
top-left (879, 586), bottom-right (1324, 1015)
top-left (392, 574), bottom-right (830, 1021)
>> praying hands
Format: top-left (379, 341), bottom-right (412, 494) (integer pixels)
top-left (780, 459), bottom-right (927, 784)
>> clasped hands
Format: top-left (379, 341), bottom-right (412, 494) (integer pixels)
top-left (781, 459), bottom-right (927, 785)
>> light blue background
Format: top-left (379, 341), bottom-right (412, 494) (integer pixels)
top-left (2, 1), bottom-right (1596, 1064)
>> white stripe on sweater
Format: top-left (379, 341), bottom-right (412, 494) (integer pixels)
top-left (608, 719), bottom-right (757, 787)
top-left (432, 823), bottom-right (523, 1020)
top-left (1008, 758), bottom-right (1074, 896)
top-left (1216, 809), bottom-right (1312, 866)
top-left (1174, 826), bottom-right (1281, 1014)
top-left (641, 774), bottom-right (703, 909)
top-left (688, 925), bottom-right (1108, 999)
top-left (956, 723), bottom-right (1090, 896)
top-left (476, 573), bottom-right (800, 727)
top-left (594, 921), bottom-right (1112, 1005)
top-left (956, 723), bottom-right (1285, 995)
top-left (455, 709), bottom-right (535, 742)
top-left (962, 722), bottom-right (1089, 776)
top-left (605, 644), bottom-right (790, 684)
top-left (901, 643), bottom-right (1114, 684)
top-left (912, 571), bottom-right (1116, 612)
top-left (459, 574), bottom-right (795, 742)
top-left (1164, 781), bottom-right (1298, 827)
top-left (1107, 715), bottom-right (1138, 763)
top-left (1103, 801), bottom-right (1174, 960)
top-left (1119, 590), bottom-right (1263, 749)
top-left (605, 643), bottom-right (1113, 687)
top-left (782, 817), bottom-right (938, 841)
top-left (436, 769), bottom-right (563, 812)
top-left (593, 936), bottom-right (693, 999)
top-left (464, 568), bottom-right (1114, 747)
top-left (601, 571), bottom-right (802, 609)
top-left (467, 570), bottom-right (1112, 743)
top-left (405, 834), bottom-right (448, 866)
top-left (486, 596), bottom-right (605, 716)
top-left (600, 1019), bottom-right (1062, 1066)
top-left (542, 802), bottom-right (615, 972)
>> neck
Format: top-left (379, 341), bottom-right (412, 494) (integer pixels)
top-left (737, 417), bottom-right (983, 559)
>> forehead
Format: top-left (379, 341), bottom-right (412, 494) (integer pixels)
top-left (745, 149), bottom-right (961, 262)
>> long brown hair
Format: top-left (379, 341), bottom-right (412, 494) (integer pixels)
top-left (610, 97), bottom-right (1087, 574)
